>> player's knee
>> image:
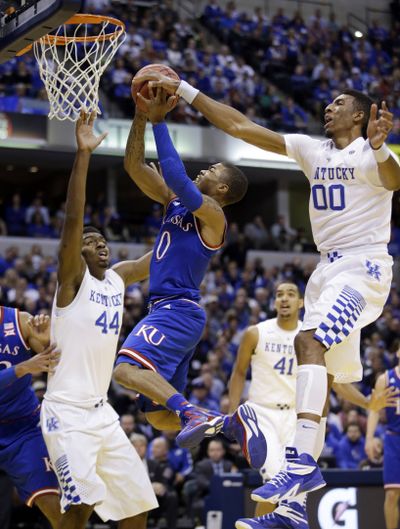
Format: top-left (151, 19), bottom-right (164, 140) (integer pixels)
top-left (386, 489), bottom-right (400, 503)
top-left (294, 330), bottom-right (325, 364)
top-left (145, 410), bottom-right (181, 430)
top-left (113, 362), bottom-right (139, 388)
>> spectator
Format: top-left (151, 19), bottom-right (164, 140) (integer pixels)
top-left (335, 423), bottom-right (367, 469)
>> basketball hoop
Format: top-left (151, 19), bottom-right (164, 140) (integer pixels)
top-left (27, 14), bottom-right (126, 121)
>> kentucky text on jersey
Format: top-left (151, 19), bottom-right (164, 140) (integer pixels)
top-left (313, 167), bottom-right (355, 180)
top-left (89, 290), bottom-right (123, 307)
top-left (264, 342), bottom-right (295, 355)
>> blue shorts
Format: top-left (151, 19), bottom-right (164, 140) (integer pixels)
top-left (116, 298), bottom-right (206, 412)
top-left (384, 432), bottom-right (400, 488)
top-left (0, 408), bottom-right (59, 505)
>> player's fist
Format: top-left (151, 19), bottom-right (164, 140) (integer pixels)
top-left (16, 343), bottom-right (60, 377)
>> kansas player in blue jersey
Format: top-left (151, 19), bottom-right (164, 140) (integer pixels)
top-left (366, 344), bottom-right (400, 529)
top-left (0, 308), bottom-right (60, 528)
top-left (113, 88), bottom-right (266, 467)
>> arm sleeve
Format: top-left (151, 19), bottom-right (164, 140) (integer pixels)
top-left (152, 122), bottom-right (203, 211)
top-left (0, 366), bottom-right (17, 389)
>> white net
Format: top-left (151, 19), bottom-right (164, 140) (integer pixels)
top-left (33, 16), bottom-right (126, 121)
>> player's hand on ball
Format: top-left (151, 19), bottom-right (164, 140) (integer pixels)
top-left (76, 110), bottom-right (108, 153)
top-left (133, 71), bottom-right (180, 96)
top-left (137, 87), bottom-right (178, 124)
top-left (367, 100), bottom-right (394, 149)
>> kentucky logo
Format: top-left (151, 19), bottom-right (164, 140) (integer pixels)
top-left (46, 417), bottom-right (59, 432)
top-left (365, 260), bottom-right (381, 281)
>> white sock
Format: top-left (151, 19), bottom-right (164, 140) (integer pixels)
top-left (293, 418), bottom-right (319, 456)
top-left (293, 364), bottom-right (327, 457)
top-left (313, 417), bottom-right (327, 460)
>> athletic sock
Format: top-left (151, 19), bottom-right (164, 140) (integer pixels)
top-left (166, 393), bottom-right (196, 423)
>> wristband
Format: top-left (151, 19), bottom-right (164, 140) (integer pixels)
top-left (176, 80), bottom-right (199, 104)
top-left (370, 142), bottom-right (391, 163)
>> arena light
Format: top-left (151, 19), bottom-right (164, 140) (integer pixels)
top-left (354, 30), bottom-right (363, 38)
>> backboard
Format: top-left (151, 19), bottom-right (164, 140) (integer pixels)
top-left (0, 0), bottom-right (83, 63)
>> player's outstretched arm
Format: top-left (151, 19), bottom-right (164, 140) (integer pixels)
top-left (333, 380), bottom-right (399, 411)
top-left (112, 250), bottom-right (153, 286)
top-left (365, 374), bottom-right (386, 460)
top-left (57, 111), bottom-right (107, 306)
top-left (228, 326), bottom-right (258, 414)
top-left (133, 74), bottom-right (287, 155)
top-left (368, 101), bottom-right (400, 190)
top-left (124, 110), bottom-right (173, 205)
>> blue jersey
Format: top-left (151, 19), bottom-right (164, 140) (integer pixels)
top-left (386, 367), bottom-right (400, 434)
top-left (0, 306), bottom-right (38, 423)
top-left (149, 198), bottom-right (225, 302)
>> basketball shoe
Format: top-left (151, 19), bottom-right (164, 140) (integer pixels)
top-left (235, 499), bottom-right (309, 529)
top-left (251, 448), bottom-right (325, 503)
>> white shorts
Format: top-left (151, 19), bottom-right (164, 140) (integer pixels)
top-left (247, 402), bottom-right (296, 481)
top-left (40, 400), bottom-right (158, 521)
top-left (302, 246), bottom-right (392, 383)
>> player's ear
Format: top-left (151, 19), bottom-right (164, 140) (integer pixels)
top-left (353, 110), bottom-right (364, 126)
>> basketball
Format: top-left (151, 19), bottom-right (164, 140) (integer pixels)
top-left (131, 64), bottom-right (180, 112)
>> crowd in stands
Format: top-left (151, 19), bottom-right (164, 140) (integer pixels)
top-left (202, 1), bottom-right (400, 140)
top-left (1, 236), bottom-right (399, 527)
top-left (1, 0), bottom-right (400, 140)
top-left (0, 191), bottom-right (319, 253)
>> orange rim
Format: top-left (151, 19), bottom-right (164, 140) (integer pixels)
top-left (16, 14), bottom-right (125, 55)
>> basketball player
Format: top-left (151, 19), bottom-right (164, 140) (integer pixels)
top-left (135, 74), bottom-right (400, 505)
top-left (40, 110), bottom-right (158, 529)
top-left (229, 281), bottom-right (398, 529)
top-left (112, 88), bottom-right (267, 468)
top-left (366, 343), bottom-right (400, 529)
top-left (0, 310), bottom-right (60, 528)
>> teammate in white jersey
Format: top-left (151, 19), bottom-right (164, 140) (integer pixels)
top-left (41, 111), bottom-right (157, 529)
top-left (229, 282), bottom-right (398, 529)
top-left (135, 75), bottom-right (400, 525)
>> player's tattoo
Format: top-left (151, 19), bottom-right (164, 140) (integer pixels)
top-left (201, 194), bottom-right (223, 214)
top-left (125, 113), bottom-right (147, 168)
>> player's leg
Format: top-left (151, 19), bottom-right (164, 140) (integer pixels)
top-left (118, 512), bottom-right (148, 529)
top-left (114, 300), bottom-right (223, 438)
top-left (94, 405), bottom-right (157, 524)
top-left (383, 432), bottom-right (400, 529)
top-left (58, 504), bottom-right (94, 529)
top-left (34, 495), bottom-right (61, 529)
top-left (384, 489), bottom-right (400, 529)
top-left (40, 401), bottom-right (107, 529)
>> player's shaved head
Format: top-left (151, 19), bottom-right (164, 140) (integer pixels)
top-left (83, 225), bottom-right (103, 237)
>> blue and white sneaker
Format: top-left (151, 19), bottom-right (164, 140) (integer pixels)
top-left (176, 409), bottom-right (224, 448)
top-left (251, 449), bottom-right (325, 503)
top-left (235, 499), bottom-right (309, 529)
top-left (224, 404), bottom-right (267, 469)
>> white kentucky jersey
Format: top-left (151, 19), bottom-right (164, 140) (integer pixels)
top-left (46, 267), bottom-right (124, 406)
top-left (284, 134), bottom-right (394, 253)
top-left (248, 318), bottom-right (302, 408)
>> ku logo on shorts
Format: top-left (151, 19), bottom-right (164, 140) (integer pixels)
top-left (135, 325), bottom-right (166, 346)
